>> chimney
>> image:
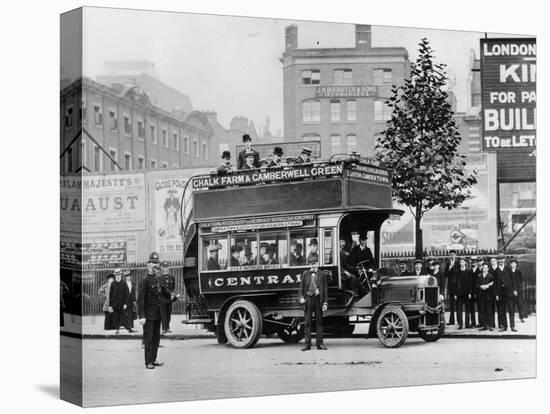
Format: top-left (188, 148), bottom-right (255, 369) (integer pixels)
top-left (230, 116), bottom-right (249, 133)
top-left (355, 24), bottom-right (372, 50)
top-left (285, 25), bottom-right (298, 52)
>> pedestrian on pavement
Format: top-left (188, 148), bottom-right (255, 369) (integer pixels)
top-left (469, 256), bottom-right (483, 327)
top-left (452, 257), bottom-right (473, 329)
top-left (109, 268), bottom-right (131, 334)
top-left (445, 249), bottom-right (459, 326)
top-left (509, 258), bottom-right (525, 323)
top-left (412, 259), bottom-right (423, 276)
top-left (477, 262), bottom-right (495, 331)
top-left (298, 259), bottom-right (329, 351)
top-left (495, 254), bottom-right (517, 332)
top-left (488, 256), bottom-right (500, 327)
top-left (98, 273), bottom-right (115, 330)
top-left (398, 260), bottom-right (411, 276)
top-left (121, 269), bottom-right (137, 331)
top-left (138, 252), bottom-right (174, 369)
top-left (430, 260), bottom-right (445, 302)
top-left (293, 147), bottom-right (313, 165)
top-left (160, 261), bottom-right (177, 334)
top-left (237, 134), bottom-right (260, 170)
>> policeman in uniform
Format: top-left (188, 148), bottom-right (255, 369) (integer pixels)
top-left (159, 261), bottom-right (176, 334)
top-left (138, 252), bottom-right (173, 369)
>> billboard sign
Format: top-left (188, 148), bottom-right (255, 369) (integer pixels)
top-left (480, 38), bottom-right (536, 152)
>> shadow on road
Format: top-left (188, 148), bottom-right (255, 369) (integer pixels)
top-left (35, 384), bottom-right (59, 399)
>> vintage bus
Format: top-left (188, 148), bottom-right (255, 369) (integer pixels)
top-left (180, 155), bottom-right (445, 348)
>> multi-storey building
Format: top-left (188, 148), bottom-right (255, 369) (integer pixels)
top-left (281, 24), bottom-right (410, 158)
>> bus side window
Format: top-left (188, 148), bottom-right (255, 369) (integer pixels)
top-left (290, 229), bottom-right (318, 266)
top-left (230, 234), bottom-right (258, 267)
top-left (324, 228), bottom-right (334, 265)
top-left (259, 231), bottom-right (288, 266)
top-left (202, 238), bottom-right (228, 271)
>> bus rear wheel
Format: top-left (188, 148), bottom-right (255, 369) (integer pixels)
top-left (224, 300), bottom-right (263, 348)
top-left (376, 306), bottom-right (409, 348)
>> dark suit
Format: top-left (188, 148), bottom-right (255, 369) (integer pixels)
top-left (237, 149), bottom-right (260, 170)
top-left (445, 258), bottom-right (459, 324)
top-left (510, 268), bottom-right (524, 319)
top-left (431, 269), bottom-right (445, 297)
top-left (495, 266), bottom-right (517, 329)
top-left (450, 269), bottom-right (473, 327)
top-left (477, 272), bottom-right (495, 328)
top-left (207, 256), bottom-right (220, 270)
top-left (216, 161), bottom-right (233, 175)
top-left (121, 279), bottom-right (137, 329)
top-left (292, 155), bottom-right (310, 165)
top-left (340, 249), bottom-right (358, 292)
top-left (138, 272), bottom-right (171, 366)
top-left (289, 253), bottom-right (305, 267)
top-left (469, 267), bottom-right (481, 327)
top-left (109, 279), bottom-right (130, 330)
top-left (160, 273), bottom-right (176, 331)
top-left (349, 245), bottom-right (374, 268)
top-left (266, 159), bottom-right (282, 168)
top-left (299, 269), bottom-right (329, 347)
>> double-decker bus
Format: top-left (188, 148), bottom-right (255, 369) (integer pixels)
top-left (180, 154), bottom-right (445, 348)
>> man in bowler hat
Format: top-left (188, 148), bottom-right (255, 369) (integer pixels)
top-left (217, 150), bottom-right (233, 175)
top-left (267, 146), bottom-right (284, 168)
top-left (237, 134), bottom-right (260, 169)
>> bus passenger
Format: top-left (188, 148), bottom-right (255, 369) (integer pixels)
top-left (206, 244), bottom-right (221, 270)
top-left (229, 245), bottom-right (242, 267)
top-left (293, 147), bottom-right (312, 165)
top-left (349, 233), bottom-right (374, 268)
top-left (306, 238), bottom-right (319, 264)
top-left (260, 244), bottom-right (278, 265)
top-left (241, 151), bottom-right (257, 170)
top-left (290, 242), bottom-right (305, 266)
top-left (237, 134), bottom-right (260, 169)
top-left (267, 146), bottom-right (284, 168)
top-left (216, 151), bottom-right (233, 175)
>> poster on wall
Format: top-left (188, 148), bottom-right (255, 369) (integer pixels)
top-left (60, 234), bottom-right (138, 265)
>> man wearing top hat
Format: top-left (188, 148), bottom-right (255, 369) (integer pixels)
top-left (109, 268), bottom-right (131, 334)
top-left (237, 134), bottom-right (260, 170)
top-left (349, 233), bottom-right (374, 268)
top-left (159, 261), bottom-right (177, 334)
top-left (217, 150), bottom-right (234, 175)
top-left (293, 147), bottom-right (313, 164)
top-left (138, 252), bottom-right (173, 369)
top-left (306, 238), bottom-right (319, 265)
top-left (267, 146), bottom-right (284, 168)
top-left (298, 259), bottom-right (329, 351)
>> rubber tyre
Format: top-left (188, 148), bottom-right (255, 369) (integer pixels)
top-left (224, 300), bottom-right (263, 348)
top-left (418, 313), bottom-right (445, 342)
top-left (277, 320), bottom-right (305, 343)
top-left (376, 306), bottom-right (409, 348)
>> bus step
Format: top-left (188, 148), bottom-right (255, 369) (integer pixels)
top-left (182, 318), bottom-right (213, 324)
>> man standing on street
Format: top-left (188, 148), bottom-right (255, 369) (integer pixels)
top-left (452, 257), bottom-right (473, 329)
top-left (160, 261), bottom-right (176, 334)
top-left (495, 254), bottom-right (517, 332)
top-left (509, 258), bottom-right (525, 323)
top-left (138, 252), bottom-right (173, 369)
top-left (445, 250), bottom-right (459, 326)
top-left (121, 269), bottom-right (137, 332)
top-left (477, 262), bottom-right (495, 331)
top-left (109, 268), bottom-right (130, 334)
top-left (298, 260), bottom-right (329, 351)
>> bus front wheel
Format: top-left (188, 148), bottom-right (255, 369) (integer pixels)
top-left (224, 300), bottom-right (263, 348)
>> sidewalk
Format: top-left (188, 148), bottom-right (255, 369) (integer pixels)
top-left (60, 312), bottom-right (536, 340)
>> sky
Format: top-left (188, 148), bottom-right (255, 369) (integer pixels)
top-left (78, 7), bottom-right (523, 135)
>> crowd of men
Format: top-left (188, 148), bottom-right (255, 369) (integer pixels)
top-left (216, 133), bottom-right (313, 175)
top-left (398, 250), bottom-right (526, 332)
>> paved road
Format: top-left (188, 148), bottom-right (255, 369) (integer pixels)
top-left (71, 336), bottom-right (536, 407)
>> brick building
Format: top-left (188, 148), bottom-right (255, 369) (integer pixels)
top-left (281, 24), bottom-right (410, 158)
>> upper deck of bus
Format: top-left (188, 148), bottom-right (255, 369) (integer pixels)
top-left (187, 155), bottom-right (395, 223)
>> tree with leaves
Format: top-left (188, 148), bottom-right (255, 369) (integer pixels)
top-left (376, 38), bottom-right (477, 259)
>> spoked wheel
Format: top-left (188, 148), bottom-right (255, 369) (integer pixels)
top-left (277, 319), bottom-right (305, 343)
top-left (418, 313), bottom-right (445, 342)
top-left (224, 300), bottom-right (263, 348)
top-left (376, 306), bottom-right (409, 348)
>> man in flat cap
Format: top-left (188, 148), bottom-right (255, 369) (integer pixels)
top-left (159, 261), bottom-right (177, 334)
top-left (293, 147), bottom-right (312, 165)
top-left (217, 150), bottom-right (234, 175)
top-left (109, 268), bottom-right (130, 334)
top-left (138, 252), bottom-right (173, 369)
top-left (412, 259), bottom-right (424, 276)
top-left (237, 134), bottom-right (260, 170)
top-left (267, 146), bottom-right (284, 168)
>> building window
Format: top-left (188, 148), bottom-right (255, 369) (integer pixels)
top-left (109, 148), bottom-right (118, 171)
top-left (94, 145), bottom-right (101, 171)
top-left (67, 147), bottom-right (73, 172)
top-left (346, 134), bottom-right (357, 153)
top-left (150, 159), bottom-right (157, 169)
top-left (173, 133), bottom-right (180, 151)
top-left (302, 133), bottom-right (321, 141)
top-left (109, 110), bottom-right (118, 130)
top-left (64, 105), bottom-right (73, 128)
top-left (330, 134), bottom-right (341, 153)
top-left (138, 156), bottom-right (144, 170)
top-left (137, 120), bottom-right (145, 139)
top-left (374, 100), bottom-right (392, 121)
top-left (150, 125), bottom-right (157, 144)
top-left (123, 115), bottom-right (132, 135)
top-left (80, 100), bottom-right (86, 121)
top-left (124, 153), bottom-right (131, 170)
top-left (374, 68), bottom-right (392, 84)
top-left (183, 136), bottom-right (190, 154)
top-left (93, 105), bottom-right (102, 126)
top-left (330, 100), bottom-right (341, 122)
top-left (161, 162), bottom-right (168, 169)
top-left (302, 69), bottom-right (320, 85)
top-left (193, 139), bottom-right (199, 157)
top-left (302, 100), bottom-right (320, 122)
top-left (346, 100), bottom-right (357, 121)
top-left (202, 142), bottom-right (208, 160)
top-left (334, 69), bottom-right (352, 85)
top-left (162, 129), bottom-right (168, 147)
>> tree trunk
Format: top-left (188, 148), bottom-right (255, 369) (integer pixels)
top-left (415, 204), bottom-right (423, 259)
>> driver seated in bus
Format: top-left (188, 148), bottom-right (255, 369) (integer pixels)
top-left (229, 245), bottom-right (242, 267)
top-left (289, 242), bottom-right (305, 266)
top-left (260, 244), bottom-right (278, 265)
top-left (206, 243), bottom-right (222, 270)
top-left (306, 238), bottom-right (319, 264)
